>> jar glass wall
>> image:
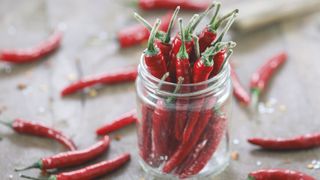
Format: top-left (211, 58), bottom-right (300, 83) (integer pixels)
top-left (136, 55), bottom-right (232, 179)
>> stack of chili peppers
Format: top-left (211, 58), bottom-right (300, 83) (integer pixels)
top-left (134, 3), bottom-right (239, 178)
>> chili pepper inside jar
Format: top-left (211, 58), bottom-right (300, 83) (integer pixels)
top-left (135, 54), bottom-right (232, 179)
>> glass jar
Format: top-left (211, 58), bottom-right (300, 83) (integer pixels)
top-left (135, 55), bottom-right (232, 179)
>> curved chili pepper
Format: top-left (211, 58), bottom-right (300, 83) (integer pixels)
top-left (118, 11), bottom-right (172, 48)
top-left (21, 153), bottom-right (131, 180)
top-left (143, 19), bottom-right (169, 80)
top-left (137, 0), bottom-right (209, 11)
top-left (182, 43), bottom-right (228, 142)
top-left (96, 110), bottom-right (137, 135)
top-left (61, 67), bottom-right (137, 96)
top-left (163, 96), bottom-right (216, 173)
top-left (0, 118), bottom-right (76, 151)
top-left (152, 76), bottom-right (183, 165)
top-left (15, 136), bottom-right (110, 171)
top-left (248, 169), bottom-right (315, 180)
top-left (168, 14), bottom-right (199, 81)
top-left (230, 66), bottom-right (251, 106)
top-left (174, 18), bottom-right (192, 141)
top-left (0, 31), bottom-right (62, 63)
top-left (179, 115), bottom-right (227, 178)
top-left (250, 52), bottom-right (288, 108)
top-left (138, 104), bottom-right (153, 164)
top-left (248, 133), bottom-right (320, 150)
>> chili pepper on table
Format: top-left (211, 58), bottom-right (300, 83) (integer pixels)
top-left (61, 67), bottom-right (137, 96)
top-left (118, 11), bottom-right (172, 48)
top-left (0, 31), bottom-right (62, 64)
top-left (0, 118), bottom-right (76, 151)
top-left (96, 109), bottom-right (137, 135)
top-left (15, 136), bottom-right (110, 171)
top-left (21, 153), bottom-right (131, 180)
top-left (248, 132), bottom-right (320, 150)
top-left (230, 65), bottom-right (251, 106)
top-left (248, 169), bottom-right (315, 180)
top-left (136, 0), bottom-right (210, 11)
top-left (179, 115), bottom-right (227, 178)
top-left (174, 18), bottom-right (192, 141)
top-left (250, 52), bottom-right (288, 108)
top-left (152, 75), bottom-right (183, 165)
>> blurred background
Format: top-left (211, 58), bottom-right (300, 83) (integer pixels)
top-left (0, 0), bottom-right (320, 179)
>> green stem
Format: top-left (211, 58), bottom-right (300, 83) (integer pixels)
top-left (218, 49), bottom-right (233, 74)
top-left (247, 175), bottom-right (255, 180)
top-left (192, 35), bottom-right (200, 60)
top-left (212, 12), bottom-right (238, 47)
top-left (185, 14), bottom-right (199, 41)
top-left (156, 72), bottom-right (170, 93)
top-left (15, 161), bottom-right (42, 172)
top-left (164, 6), bottom-right (180, 43)
top-left (209, 2), bottom-right (221, 27)
top-left (166, 77), bottom-right (184, 103)
top-left (250, 88), bottom-right (261, 111)
top-left (146, 19), bottom-right (161, 54)
top-left (213, 9), bottom-right (239, 30)
top-left (20, 175), bottom-right (48, 180)
top-left (134, 13), bottom-right (165, 39)
top-left (0, 120), bottom-right (12, 128)
top-left (177, 18), bottom-right (188, 59)
top-left (189, 2), bottom-right (215, 34)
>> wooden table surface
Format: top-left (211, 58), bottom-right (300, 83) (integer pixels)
top-left (0, 0), bottom-right (320, 179)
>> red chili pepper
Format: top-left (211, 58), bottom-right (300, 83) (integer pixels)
top-left (138, 104), bottom-right (154, 164)
top-left (21, 153), bottom-right (131, 180)
top-left (248, 133), bottom-right (320, 150)
top-left (179, 115), bottom-right (226, 178)
top-left (0, 31), bottom-right (62, 63)
top-left (152, 75), bottom-right (183, 165)
top-left (250, 52), bottom-right (288, 108)
top-left (118, 11), bottom-right (172, 48)
top-left (182, 43), bottom-right (227, 142)
top-left (96, 110), bottom-right (137, 135)
top-left (137, 0), bottom-right (209, 11)
top-left (173, 18), bottom-right (192, 141)
top-left (163, 96), bottom-right (216, 173)
top-left (248, 169), bottom-right (315, 180)
top-left (0, 118), bottom-right (76, 151)
top-left (230, 65), bottom-right (251, 106)
top-left (198, 5), bottom-right (238, 53)
top-left (143, 19), bottom-right (169, 80)
top-left (15, 136), bottom-right (110, 171)
top-left (61, 67), bottom-right (137, 96)
top-left (168, 14), bottom-right (199, 81)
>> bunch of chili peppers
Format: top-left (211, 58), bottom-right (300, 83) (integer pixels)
top-left (0, 118), bottom-right (130, 179)
top-left (133, 3), bottom-right (239, 177)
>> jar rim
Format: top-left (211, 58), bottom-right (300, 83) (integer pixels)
top-left (138, 54), bottom-right (230, 97)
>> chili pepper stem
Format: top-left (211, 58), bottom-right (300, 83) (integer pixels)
top-left (166, 77), bottom-right (184, 103)
top-left (164, 6), bottom-right (180, 43)
top-left (213, 9), bottom-right (239, 30)
top-left (193, 35), bottom-right (200, 60)
top-left (209, 2), bottom-right (221, 26)
top-left (189, 3), bottom-right (215, 33)
top-left (250, 88), bottom-right (260, 111)
top-left (247, 176), bottom-right (255, 180)
top-left (15, 161), bottom-right (41, 172)
top-left (0, 120), bottom-right (12, 128)
top-left (20, 174), bottom-right (52, 180)
top-left (134, 13), bottom-right (165, 39)
top-left (145, 19), bottom-right (161, 55)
